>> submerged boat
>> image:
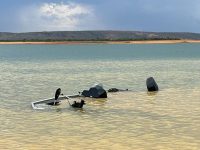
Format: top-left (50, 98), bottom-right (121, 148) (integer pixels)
top-left (31, 94), bottom-right (80, 109)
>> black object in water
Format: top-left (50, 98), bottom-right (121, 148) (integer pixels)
top-left (47, 101), bottom-right (60, 105)
top-left (72, 100), bottom-right (86, 108)
top-left (146, 77), bottom-right (159, 91)
top-left (82, 84), bottom-right (107, 98)
top-left (55, 88), bottom-right (61, 100)
top-left (47, 88), bottom-right (62, 105)
top-left (108, 88), bottom-right (128, 92)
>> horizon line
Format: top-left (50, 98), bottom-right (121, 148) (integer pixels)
top-left (0, 30), bottom-right (200, 34)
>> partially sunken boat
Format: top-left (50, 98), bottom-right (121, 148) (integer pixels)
top-left (31, 95), bottom-right (80, 109)
top-left (31, 84), bottom-right (107, 109)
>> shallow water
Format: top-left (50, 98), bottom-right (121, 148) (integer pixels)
top-left (0, 44), bottom-right (200, 149)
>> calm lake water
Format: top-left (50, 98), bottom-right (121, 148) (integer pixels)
top-left (0, 44), bottom-right (200, 150)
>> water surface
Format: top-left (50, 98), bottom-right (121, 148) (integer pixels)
top-left (0, 44), bottom-right (200, 149)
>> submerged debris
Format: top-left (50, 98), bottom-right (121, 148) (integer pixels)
top-left (71, 100), bottom-right (86, 108)
top-left (146, 77), bottom-right (159, 92)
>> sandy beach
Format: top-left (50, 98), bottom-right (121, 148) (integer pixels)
top-left (0, 40), bottom-right (200, 45)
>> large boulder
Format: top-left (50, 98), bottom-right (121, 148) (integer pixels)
top-left (82, 84), bottom-right (107, 98)
top-left (146, 77), bottom-right (159, 91)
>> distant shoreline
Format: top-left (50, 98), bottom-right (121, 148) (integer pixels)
top-left (0, 40), bottom-right (200, 45)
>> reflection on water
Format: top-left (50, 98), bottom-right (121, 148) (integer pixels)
top-left (0, 44), bottom-right (200, 149)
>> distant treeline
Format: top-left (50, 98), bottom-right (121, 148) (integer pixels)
top-left (0, 38), bottom-right (181, 42)
top-left (0, 31), bottom-right (200, 41)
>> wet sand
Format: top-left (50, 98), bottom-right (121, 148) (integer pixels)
top-left (0, 40), bottom-right (200, 45)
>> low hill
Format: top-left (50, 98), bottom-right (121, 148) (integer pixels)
top-left (1, 31), bottom-right (200, 41)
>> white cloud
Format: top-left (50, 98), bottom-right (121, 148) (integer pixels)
top-left (19, 2), bottom-right (100, 31)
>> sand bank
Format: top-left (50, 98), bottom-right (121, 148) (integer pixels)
top-left (0, 40), bottom-right (200, 45)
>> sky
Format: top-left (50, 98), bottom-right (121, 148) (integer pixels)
top-left (0, 0), bottom-right (200, 33)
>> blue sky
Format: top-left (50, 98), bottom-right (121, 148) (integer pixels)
top-left (0, 0), bottom-right (200, 32)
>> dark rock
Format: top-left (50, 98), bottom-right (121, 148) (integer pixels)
top-left (146, 77), bottom-right (159, 91)
top-left (82, 84), bottom-right (107, 98)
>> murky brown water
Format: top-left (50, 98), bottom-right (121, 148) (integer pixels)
top-left (0, 44), bottom-right (200, 149)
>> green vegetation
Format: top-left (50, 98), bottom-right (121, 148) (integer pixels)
top-left (0, 31), bottom-right (199, 42)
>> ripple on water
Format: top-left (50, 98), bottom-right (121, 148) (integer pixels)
top-left (0, 57), bottom-right (200, 149)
